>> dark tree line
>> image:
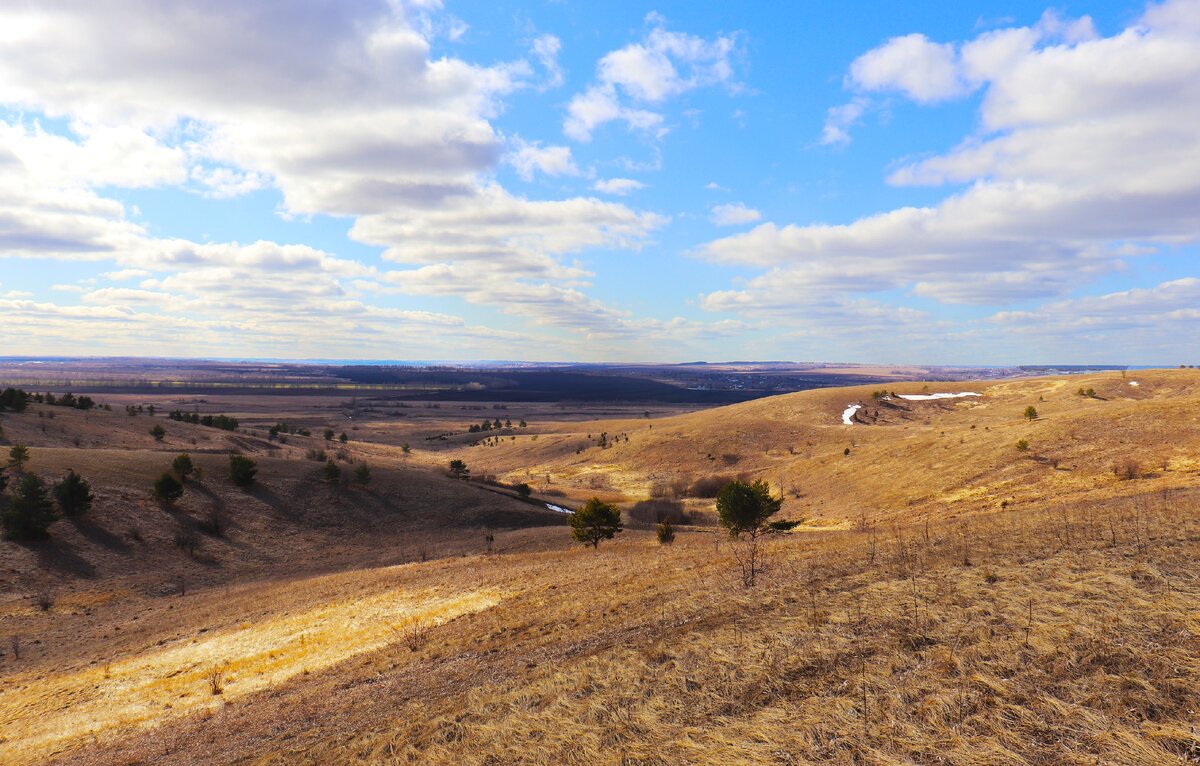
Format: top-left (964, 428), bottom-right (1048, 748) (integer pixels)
top-left (168, 411), bottom-right (239, 431)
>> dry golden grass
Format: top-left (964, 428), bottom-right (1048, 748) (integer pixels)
top-left (426, 369), bottom-right (1200, 525)
top-left (4, 370), bottom-right (1200, 765)
top-left (3, 486), bottom-right (1190, 766)
top-left (1, 579), bottom-right (499, 765)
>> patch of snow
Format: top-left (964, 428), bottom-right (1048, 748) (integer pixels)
top-left (545, 503), bottom-right (573, 514)
top-left (842, 404), bottom-right (863, 425)
top-left (1129, 381), bottom-right (1140, 387)
top-left (896, 392), bottom-right (981, 401)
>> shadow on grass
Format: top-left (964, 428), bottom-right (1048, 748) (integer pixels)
top-left (18, 536), bottom-right (97, 579)
top-left (67, 516), bottom-right (131, 554)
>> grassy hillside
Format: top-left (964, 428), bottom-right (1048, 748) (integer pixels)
top-left (425, 369), bottom-right (1200, 525)
top-left (3, 372), bottom-right (1200, 765)
top-left (6, 484), bottom-right (1198, 765)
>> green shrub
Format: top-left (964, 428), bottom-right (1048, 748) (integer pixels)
top-left (153, 472), bottom-right (184, 503)
top-left (354, 463), bottom-right (371, 485)
top-left (2, 473), bottom-right (58, 539)
top-left (229, 454), bottom-right (257, 487)
top-left (172, 454), bottom-right (195, 481)
top-left (53, 470), bottom-right (94, 516)
top-left (322, 460), bottom-right (341, 484)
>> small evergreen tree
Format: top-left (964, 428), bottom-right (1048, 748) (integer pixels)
top-left (172, 454), bottom-right (195, 481)
top-left (2, 473), bottom-right (58, 539)
top-left (8, 444), bottom-right (30, 471)
top-left (229, 454), bottom-right (257, 487)
top-left (150, 424), bottom-right (166, 442)
top-left (323, 429), bottom-right (335, 441)
top-left (153, 472), bottom-right (184, 503)
top-left (514, 482), bottom-right (532, 498)
top-left (53, 470), bottom-right (94, 516)
top-left (322, 460), bottom-right (341, 484)
top-left (339, 432), bottom-right (348, 444)
top-left (448, 459), bottom-right (469, 479)
top-left (569, 497), bottom-right (623, 549)
top-left (354, 463), bottom-right (371, 485)
top-left (716, 479), bottom-right (783, 586)
top-left (1024, 406), bottom-right (1039, 421)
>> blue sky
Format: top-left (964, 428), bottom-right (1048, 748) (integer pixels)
top-left (1, 0), bottom-right (1198, 364)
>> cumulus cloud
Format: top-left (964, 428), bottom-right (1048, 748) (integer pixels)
top-left (698, 1), bottom-right (1200, 347)
top-left (0, 1), bottom-right (733, 358)
top-left (710, 203), bottom-right (761, 226)
top-left (506, 139), bottom-right (579, 181)
top-left (564, 17), bottom-right (741, 141)
top-left (593, 178), bottom-right (646, 195)
top-left (849, 34), bottom-right (970, 103)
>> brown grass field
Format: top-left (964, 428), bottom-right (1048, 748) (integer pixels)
top-left (2, 369), bottom-right (1200, 764)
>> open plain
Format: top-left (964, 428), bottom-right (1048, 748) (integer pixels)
top-left (2, 366), bottom-right (1199, 765)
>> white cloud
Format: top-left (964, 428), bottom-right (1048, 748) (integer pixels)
top-left (506, 139), bottom-right (579, 181)
top-left (593, 178), bottom-right (645, 195)
top-left (564, 18), bottom-right (741, 141)
top-left (710, 203), bottom-right (762, 226)
top-left (0, 2), bottom-right (714, 357)
top-left (820, 98), bottom-right (870, 145)
top-left (698, 0), bottom-right (1200, 328)
top-left (849, 33), bottom-right (970, 103)
top-left (564, 84), bottom-right (665, 143)
top-left (531, 34), bottom-right (564, 89)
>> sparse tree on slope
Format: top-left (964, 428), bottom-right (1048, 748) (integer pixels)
top-left (53, 470), bottom-right (94, 516)
top-left (153, 472), bottom-right (184, 504)
top-left (716, 479), bottom-right (782, 587)
top-left (2, 473), bottom-right (58, 540)
top-left (354, 463), bottom-right (371, 485)
top-left (570, 497), bottom-right (623, 549)
top-left (322, 460), bottom-right (341, 484)
top-left (229, 454), bottom-right (257, 487)
top-left (8, 444), bottom-right (30, 471)
top-left (172, 454), bottom-right (195, 482)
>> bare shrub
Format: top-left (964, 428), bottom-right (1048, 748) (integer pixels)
top-left (689, 474), bottom-right (735, 498)
top-left (721, 453), bottom-right (741, 466)
top-left (207, 669), bottom-right (224, 695)
top-left (627, 498), bottom-right (688, 526)
top-left (173, 521), bottom-right (200, 556)
top-left (35, 590), bottom-right (53, 612)
top-left (656, 521), bottom-right (676, 545)
top-left (1113, 458), bottom-right (1142, 481)
top-left (202, 505), bottom-right (228, 537)
top-left (394, 620), bottom-right (427, 652)
top-left (649, 477), bottom-right (690, 499)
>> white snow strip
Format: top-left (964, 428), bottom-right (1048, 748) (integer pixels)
top-left (1129, 381), bottom-right (1140, 387)
top-left (896, 392), bottom-right (981, 401)
top-left (842, 404), bottom-right (863, 425)
top-left (545, 503), bottom-right (573, 514)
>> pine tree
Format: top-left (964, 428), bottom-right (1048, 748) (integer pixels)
top-left (569, 497), bottom-right (623, 549)
top-left (2, 473), bottom-right (58, 539)
top-left (53, 470), bottom-right (94, 516)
